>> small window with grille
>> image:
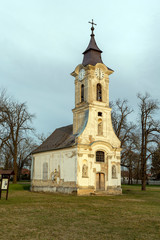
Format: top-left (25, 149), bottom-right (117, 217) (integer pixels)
top-left (96, 151), bottom-right (105, 162)
top-left (98, 112), bottom-right (102, 116)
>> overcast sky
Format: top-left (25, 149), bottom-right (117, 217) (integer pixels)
top-left (0, 0), bottom-right (160, 135)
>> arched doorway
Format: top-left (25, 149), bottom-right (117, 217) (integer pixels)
top-left (96, 173), bottom-right (105, 190)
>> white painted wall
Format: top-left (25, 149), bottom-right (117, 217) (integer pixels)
top-left (77, 144), bottom-right (121, 190)
top-left (32, 147), bottom-right (77, 182)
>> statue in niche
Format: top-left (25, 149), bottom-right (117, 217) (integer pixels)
top-left (82, 164), bottom-right (88, 178)
top-left (51, 167), bottom-right (60, 183)
top-left (112, 165), bottom-right (116, 179)
top-left (98, 120), bottom-right (103, 136)
top-left (51, 172), bottom-right (54, 181)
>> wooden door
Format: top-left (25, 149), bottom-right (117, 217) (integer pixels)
top-left (96, 173), bottom-right (105, 190)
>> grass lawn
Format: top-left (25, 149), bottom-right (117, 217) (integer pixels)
top-left (0, 184), bottom-right (160, 240)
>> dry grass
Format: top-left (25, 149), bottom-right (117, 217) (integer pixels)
top-left (0, 184), bottom-right (160, 240)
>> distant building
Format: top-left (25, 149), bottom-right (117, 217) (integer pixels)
top-left (31, 21), bottom-right (122, 195)
top-left (20, 168), bottom-right (30, 180)
top-left (121, 170), bottom-right (129, 183)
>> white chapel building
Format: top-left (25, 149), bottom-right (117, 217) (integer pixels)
top-left (31, 22), bottom-right (122, 195)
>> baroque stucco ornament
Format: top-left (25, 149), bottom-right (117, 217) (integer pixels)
top-left (51, 167), bottom-right (60, 183)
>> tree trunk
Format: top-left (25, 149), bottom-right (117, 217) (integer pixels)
top-left (131, 168), bottom-right (133, 185)
top-left (13, 161), bottom-right (17, 183)
top-left (141, 156), bottom-right (146, 190)
top-left (141, 114), bottom-right (146, 191)
top-left (141, 174), bottom-right (146, 190)
top-left (13, 146), bottom-right (18, 183)
top-left (136, 158), bottom-right (140, 184)
top-left (128, 166), bottom-right (132, 185)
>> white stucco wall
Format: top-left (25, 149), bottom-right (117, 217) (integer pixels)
top-left (32, 147), bottom-right (77, 183)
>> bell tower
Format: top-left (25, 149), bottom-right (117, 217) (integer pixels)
top-left (71, 20), bottom-right (121, 195)
top-left (71, 20), bottom-right (114, 137)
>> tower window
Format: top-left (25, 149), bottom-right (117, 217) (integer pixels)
top-left (96, 151), bottom-right (105, 162)
top-left (98, 112), bottom-right (102, 116)
top-left (97, 84), bottom-right (102, 101)
top-left (81, 84), bottom-right (84, 102)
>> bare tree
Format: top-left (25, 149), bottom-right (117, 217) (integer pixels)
top-left (0, 90), bottom-right (11, 149)
top-left (111, 99), bottom-right (133, 138)
top-left (16, 136), bottom-right (38, 180)
top-left (111, 99), bottom-right (137, 166)
top-left (137, 93), bottom-right (160, 190)
top-left (34, 132), bottom-right (48, 143)
top-left (0, 91), bottom-right (35, 183)
top-left (1, 144), bottom-right (13, 169)
top-left (151, 144), bottom-right (160, 180)
top-left (122, 133), bottom-right (140, 184)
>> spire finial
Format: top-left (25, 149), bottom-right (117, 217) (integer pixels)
top-left (88, 19), bottom-right (97, 36)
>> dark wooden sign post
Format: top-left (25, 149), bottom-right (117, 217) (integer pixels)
top-left (0, 170), bottom-right (14, 200)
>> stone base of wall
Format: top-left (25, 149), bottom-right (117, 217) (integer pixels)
top-left (31, 180), bottom-right (77, 194)
top-left (77, 188), bottom-right (95, 196)
top-left (77, 186), bottom-right (122, 196)
top-left (106, 186), bottom-right (122, 195)
top-left (31, 180), bottom-right (122, 196)
top-left (31, 185), bottom-right (77, 194)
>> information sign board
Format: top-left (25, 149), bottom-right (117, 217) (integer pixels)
top-left (1, 179), bottom-right (8, 190)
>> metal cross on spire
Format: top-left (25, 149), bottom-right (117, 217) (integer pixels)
top-left (89, 19), bottom-right (97, 36)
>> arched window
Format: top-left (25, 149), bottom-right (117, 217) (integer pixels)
top-left (96, 151), bottom-right (105, 162)
top-left (81, 84), bottom-right (84, 102)
top-left (97, 84), bottom-right (102, 101)
top-left (112, 165), bottom-right (117, 179)
top-left (43, 162), bottom-right (48, 180)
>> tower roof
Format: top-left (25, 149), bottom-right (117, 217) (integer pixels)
top-left (82, 20), bottom-right (103, 66)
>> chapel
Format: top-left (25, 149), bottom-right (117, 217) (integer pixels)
top-left (31, 21), bottom-right (122, 195)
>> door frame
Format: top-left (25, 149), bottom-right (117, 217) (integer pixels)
top-left (96, 172), bottom-right (105, 191)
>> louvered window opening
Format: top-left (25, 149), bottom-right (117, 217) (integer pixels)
top-left (97, 84), bottom-right (102, 101)
top-left (81, 84), bottom-right (84, 102)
